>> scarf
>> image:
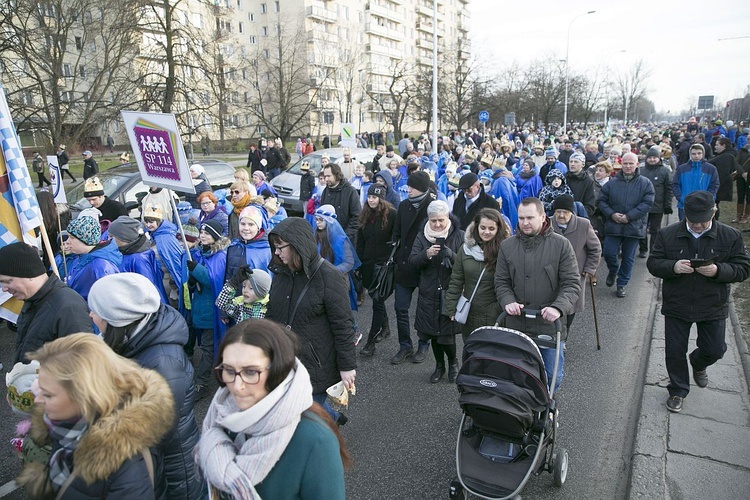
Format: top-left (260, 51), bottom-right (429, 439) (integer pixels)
top-left (519, 169), bottom-right (536, 179)
top-left (231, 194), bottom-right (251, 216)
top-left (44, 414), bottom-right (89, 493)
top-left (463, 242), bottom-right (485, 261)
top-left (408, 191), bottom-right (428, 209)
top-left (198, 359), bottom-right (314, 499)
top-left (424, 219), bottom-right (451, 244)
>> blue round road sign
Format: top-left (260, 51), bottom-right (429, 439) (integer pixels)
top-left (478, 111), bottom-right (489, 123)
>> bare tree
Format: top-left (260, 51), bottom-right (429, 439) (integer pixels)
top-left (366, 60), bottom-right (413, 142)
top-left (568, 67), bottom-right (606, 127)
top-left (521, 59), bottom-right (566, 129)
top-left (440, 40), bottom-right (485, 132)
top-left (615, 58), bottom-right (652, 124)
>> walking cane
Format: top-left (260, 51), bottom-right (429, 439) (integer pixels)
top-left (588, 274), bottom-right (601, 350)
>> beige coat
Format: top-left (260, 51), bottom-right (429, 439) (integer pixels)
top-left (551, 216), bottom-right (601, 313)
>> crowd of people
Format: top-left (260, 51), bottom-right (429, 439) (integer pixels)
top-left (3, 116), bottom-right (750, 498)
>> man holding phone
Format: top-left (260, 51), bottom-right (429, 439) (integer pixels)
top-left (648, 190), bottom-right (750, 413)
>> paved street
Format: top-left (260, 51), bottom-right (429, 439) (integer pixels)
top-left (0, 257), bottom-right (657, 498)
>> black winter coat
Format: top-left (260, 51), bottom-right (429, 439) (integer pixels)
top-left (451, 188), bottom-right (500, 230)
top-left (14, 275), bottom-right (92, 363)
top-left (640, 162), bottom-right (674, 213)
top-left (597, 169), bottom-right (655, 238)
top-left (83, 157), bottom-right (99, 179)
top-left (409, 217), bottom-right (464, 338)
top-left (266, 217), bottom-right (357, 394)
top-left (566, 170), bottom-right (597, 217)
top-left (356, 206), bottom-right (396, 288)
top-left (647, 220), bottom-right (750, 322)
top-left (320, 179), bottom-right (361, 243)
top-left (299, 171), bottom-right (316, 202)
top-left (265, 146), bottom-right (283, 172)
top-left (120, 305), bottom-right (202, 500)
top-left (98, 196), bottom-right (128, 223)
top-left (392, 192), bottom-right (436, 287)
top-left (712, 148), bottom-right (738, 202)
top-left (246, 149), bottom-right (262, 172)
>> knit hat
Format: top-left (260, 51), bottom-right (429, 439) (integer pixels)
top-left (300, 160), bottom-right (310, 171)
top-left (189, 164), bottom-right (205, 175)
top-left (246, 268), bottom-right (272, 300)
top-left (143, 204), bottom-right (163, 220)
top-left (407, 170), bottom-right (430, 193)
top-left (690, 143), bottom-right (705, 155)
top-left (200, 219), bottom-right (223, 242)
top-left (108, 216), bottom-right (142, 243)
top-left (83, 177), bottom-right (105, 197)
top-left (88, 273), bottom-right (161, 327)
top-left (0, 242), bottom-right (46, 278)
top-left (67, 215), bottom-right (101, 246)
top-left (367, 184), bottom-right (386, 199)
top-left (552, 194), bottom-right (576, 214)
top-left (646, 146), bottom-right (661, 159)
top-left (386, 145), bottom-right (394, 152)
top-left (458, 172), bottom-right (479, 190)
top-left (684, 190), bottom-right (715, 223)
top-left (544, 147), bottom-right (557, 159)
top-left (182, 223), bottom-right (199, 243)
top-left (253, 170), bottom-right (266, 181)
top-left (569, 152), bottom-right (586, 164)
top-left (239, 205), bottom-right (263, 228)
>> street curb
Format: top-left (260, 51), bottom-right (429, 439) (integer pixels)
top-left (728, 296), bottom-right (750, 394)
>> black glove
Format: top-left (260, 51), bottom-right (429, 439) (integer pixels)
top-left (186, 260), bottom-right (198, 271)
top-left (664, 207), bottom-right (673, 214)
top-left (230, 267), bottom-right (247, 290)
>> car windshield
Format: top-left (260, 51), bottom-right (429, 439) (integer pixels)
top-left (68, 173), bottom-right (133, 209)
top-left (286, 153), bottom-right (342, 175)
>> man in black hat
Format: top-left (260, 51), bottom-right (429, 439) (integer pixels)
top-left (647, 190), bottom-right (750, 413)
top-left (451, 172), bottom-right (500, 230)
top-left (0, 242), bottom-right (92, 364)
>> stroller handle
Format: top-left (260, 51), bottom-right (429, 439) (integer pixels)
top-left (495, 309), bottom-right (563, 334)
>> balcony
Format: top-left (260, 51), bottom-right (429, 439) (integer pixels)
top-left (306, 5), bottom-right (336, 23)
top-left (415, 21), bottom-right (433, 34)
top-left (365, 22), bottom-right (402, 40)
top-left (307, 29), bottom-right (326, 42)
top-left (416, 3), bottom-right (444, 18)
top-left (418, 54), bottom-right (433, 67)
top-left (365, 43), bottom-right (403, 59)
top-left (416, 38), bottom-right (433, 50)
top-left (366, 2), bottom-right (402, 23)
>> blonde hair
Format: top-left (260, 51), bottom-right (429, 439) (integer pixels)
top-left (29, 333), bottom-right (148, 422)
top-left (233, 168), bottom-right (250, 183)
top-left (230, 180), bottom-right (257, 197)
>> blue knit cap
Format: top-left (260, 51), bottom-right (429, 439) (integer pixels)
top-left (67, 215), bottom-right (101, 245)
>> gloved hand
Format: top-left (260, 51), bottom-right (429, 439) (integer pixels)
top-left (230, 267), bottom-right (247, 290)
top-left (187, 260), bottom-right (198, 271)
top-left (664, 207), bottom-right (673, 215)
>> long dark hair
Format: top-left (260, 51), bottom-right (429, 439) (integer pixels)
top-left (269, 233), bottom-right (303, 271)
top-left (358, 196), bottom-right (394, 229)
top-left (471, 208), bottom-right (509, 270)
top-left (316, 226), bottom-right (334, 263)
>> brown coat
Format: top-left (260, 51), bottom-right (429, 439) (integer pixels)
top-left (551, 216), bottom-right (601, 313)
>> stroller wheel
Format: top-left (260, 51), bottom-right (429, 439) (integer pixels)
top-left (449, 479), bottom-right (465, 499)
top-left (553, 447), bottom-right (569, 486)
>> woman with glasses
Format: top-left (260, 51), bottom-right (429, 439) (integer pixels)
top-left (196, 319), bottom-right (349, 499)
top-left (197, 191), bottom-right (229, 236)
top-left (228, 181), bottom-right (258, 240)
top-left (87, 273), bottom-right (203, 500)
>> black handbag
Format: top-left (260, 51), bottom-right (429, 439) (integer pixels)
top-left (369, 242), bottom-right (398, 302)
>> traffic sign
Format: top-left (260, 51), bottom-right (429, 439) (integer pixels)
top-left (478, 110), bottom-right (489, 123)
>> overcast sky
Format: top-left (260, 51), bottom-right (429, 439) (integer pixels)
top-left (470, 0), bottom-right (750, 115)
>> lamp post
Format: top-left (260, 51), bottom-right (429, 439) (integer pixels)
top-left (562, 10), bottom-right (595, 135)
top-left (431, 0), bottom-right (438, 154)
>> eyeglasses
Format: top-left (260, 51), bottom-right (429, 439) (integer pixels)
top-left (200, 201), bottom-right (214, 206)
top-left (274, 243), bottom-right (290, 252)
top-left (232, 190), bottom-right (244, 195)
top-left (214, 365), bottom-right (270, 385)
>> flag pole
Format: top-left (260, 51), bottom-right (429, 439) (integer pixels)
top-left (37, 218), bottom-right (60, 278)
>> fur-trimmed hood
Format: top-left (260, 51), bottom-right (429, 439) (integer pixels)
top-left (17, 368), bottom-right (174, 496)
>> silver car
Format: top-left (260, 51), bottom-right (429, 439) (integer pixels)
top-left (269, 147), bottom-right (377, 213)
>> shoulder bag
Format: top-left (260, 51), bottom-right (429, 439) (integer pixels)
top-left (369, 242), bottom-right (398, 302)
top-left (454, 267), bottom-right (487, 325)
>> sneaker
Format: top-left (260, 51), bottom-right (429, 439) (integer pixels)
top-left (359, 339), bottom-right (376, 357)
top-left (616, 286), bottom-right (626, 298)
top-left (666, 395), bottom-right (683, 413)
top-left (693, 368), bottom-right (708, 388)
top-left (354, 330), bottom-right (363, 346)
top-left (337, 413), bottom-right (348, 426)
top-left (606, 272), bottom-right (616, 287)
top-left (411, 345), bottom-right (430, 364)
top-left (390, 347), bottom-right (414, 365)
top-left (638, 250), bottom-right (648, 258)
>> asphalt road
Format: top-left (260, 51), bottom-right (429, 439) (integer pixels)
top-left (0, 257), bottom-right (657, 499)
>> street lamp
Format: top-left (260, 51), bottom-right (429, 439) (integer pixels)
top-left (562, 10), bottom-right (595, 135)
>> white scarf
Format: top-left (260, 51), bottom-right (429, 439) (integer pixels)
top-left (197, 359), bottom-right (314, 499)
top-left (423, 219), bottom-right (451, 244)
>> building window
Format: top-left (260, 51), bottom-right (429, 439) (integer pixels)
top-left (323, 112), bottom-right (334, 124)
top-left (193, 13), bottom-right (203, 28)
top-left (79, 65), bottom-right (86, 78)
top-left (263, 49), bottom-right (269, 59)
top-left (75, 36), bottom-right (82, 50)
top-left (248, 12), bottom-right (254, 21)
top-left (261, 26), bottom-right (268, 36)
top-left (237, 0), bottom-right (242, 8)
top-left (260, 3), bottom-right (267, 14)
top-left (244, 92), bottom-right (250, 103)
top-left (257, 125), bottom-right (263, 134)
top-left (249, 35), bottom-right (257, 44)
top-left (239, 21), bottom-right (244, 33)
top-left (62, 63), bottom-right (73, 77)
top-left (274, 1), bottom-right (279, 12)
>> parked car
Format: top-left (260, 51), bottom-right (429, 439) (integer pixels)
top-left (269, 147), bottom-right (377, 213)
top-left (67, 159), bottom-right (235, 217)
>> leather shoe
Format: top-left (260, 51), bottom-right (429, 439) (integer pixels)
top-left (430, 365), bottom-right (446, 383)
top-left (616, 286), bottom-right (626, 298)
top-left (448, 362), bottom-right (459, 382)
top-left (390, 347), bottom-right (414, 365)
top-left (693, 368), bottom-right (708, 388)
top-left (638, 250), bottom-right (648, 258)
top-left (606, 273), bottom-right (616, 287)
top-left (411, 345), bottom-right (430, 364)
top-left (375, 323), bottom-right (391, 343)
top-left (666, 395), bottom-right (683, 413)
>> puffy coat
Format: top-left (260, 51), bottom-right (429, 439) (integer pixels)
top-left (120, 305), bottom-right (203, 499)
top-left (149, 220), bottom-right (185, 287)
top-left (356, 205), bottom-right (396, 288)
top-left (452, 187), bottom-right (501, 230)
top-left (711, 148), bottom-right (738, 202)
top-left (494, 221), bottom-right (581, 340)
top-left (67, 240), bottom-right (122, 300)
top-left (185, 175), bottom-right (211, 208)
top-left (392, 191), bottom-right (436, 287)
top-left (597, 169), bottom-right (655, 238)
top-left (640, 161), bottom-right (674, 213)
top-left (118, 235), bottom-right (169, 304)
top-left (551, 216), bottom-right (601, 313)
top-left (199, 206), bottom-right (229, 236)
top-left (566, 169), bottom-right (597, 217)
top-left (320, 179), bottom-right (361, 242)
top-left (83, 157), bottom-right (99, 179)
top-left (444, 224), bottom-right (503, 338)
top-left (189, 239), bottom-right (228, 343)
top-left (409, 216), bottom-right (464, 338)
top-left (13, 275), bottom-right (92, 364)
top-left (224, 232), bottom-right (272, 282)
top-left (299, 171), bottom-right (316, 202)
top-left (266, 217), bottom-right (357, 394)
top-left (17, 369), bottom-right (173, 499)
top-left (647, 220), bottom-right (750, 322)
top-left (672, 160), bottom-right (720, 208)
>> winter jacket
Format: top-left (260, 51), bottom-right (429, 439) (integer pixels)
top-left (356, 205), bottom-right (396, 288)
top-left (409, 216), bottom-right (464, 338)
top-left (490, 171), bottom-right (519, 229)
top-left (444, 223), bottom-right (503, 338)
top-left (392, 191), bottom-right (436, 288)
top-left (149, 220), bottom-right (185, 288)
top-left (56, 149), bottom-right (69, 167)
top-left (299, 172), bottom-right (316, 202)
top-left (83, 157), bottom-right (99, 179)
top-left (711, 148), bottom-right (738, 202)
top-left (199, 206), bottom-right (229, 236)
top-left (246, 149), bottom-right (262, 172)
top-left (120, 304), bottom-right (203, 500)
top-left (320, 179), bottom-right (361, 243)
top-left (566, 169), bottom-right (597, 217)
top-left (494, 221), bottom-right (581, 340)
top-left (672, 160), bottom-right (720, 208)
top-left (452, 188), bottom-right (501, 230)
top-left (676, 138), bottom-right (693, 165)
top-left (17, 369), bottom-right (173, 499)
top-left (67, 240), bottom-right (122, 300)
top-left (373, 170), bottom-right (401, 207)
top-left (538, 169), bottom-right (575, 215)
top-left (97, 197), bottom-right (128, 223)
top-left (224, 232), bottom-right (272, 282)
top-left (185, 175), bottom-right (211, 208)
top-left (551, 216), bottom-right (601, 313)
top-left (640, 161), bottom-right (674, 213)
top-left (265, 146), bottom-right (284, 173)
top-left (266, 217), bottom-right (357, 394)
top-left (189, 240), bottom-right (228, 335)
top-left (13, 275), bottom-right (92, 364)
top-left (597, 169), bottom-right (655, 238)
top-left (647, 220), bottom-right (750, 322)
top-left (118, 235), bottom-right (169, 304)
top-left (516, 170), bottom-right (542, 200)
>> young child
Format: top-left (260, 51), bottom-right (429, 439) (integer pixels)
top-left (215, 265), bottom-right (271, 322)
top-left (349, 162), bottom-right (366, 194)
top-left (358, 170), bottom-right (374, 207)
top-left (538, 168), bottom-right (574, 216)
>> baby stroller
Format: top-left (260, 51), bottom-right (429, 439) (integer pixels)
top-left (449, 310), bottom-right (568, 499)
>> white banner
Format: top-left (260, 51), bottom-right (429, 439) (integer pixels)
top-left (340, 123), bottom-right (357, 148)
top-left (46, 155), bottom-right (67, 204)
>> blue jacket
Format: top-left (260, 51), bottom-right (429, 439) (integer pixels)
top-left (516, 171), bottom-right (542, 200)
top-left (149, 220), bottom-right (185, 287)
top-left (672, 160), bottom-right (720, 208)
top-left (118, 235), bottom-right (169, 304)
top-left (490, 171), bottom-right (519, 229)
top-left (224, 232), bottom-right (272, 283)
top-left (597, 169), bottom-right (655, 238)
top-left (198, 206), bottom-right (229, 236)
top-left (67, 240), bottom-right (122, 300)
top-left (373, 169), bottom-right (401, 207)
top-left (189, 244), bottom-right (228, 347)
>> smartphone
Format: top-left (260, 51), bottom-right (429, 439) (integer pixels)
top-left (435, 237), bottom-right (446, 248)
top-left (690, 258), bottom-right (715, 268)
